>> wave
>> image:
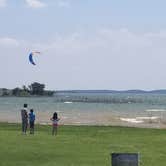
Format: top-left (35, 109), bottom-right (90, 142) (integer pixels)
top-left (64, 101), bottom-right (73, 104)
top-left (145, 109), bottom-right (166, 112)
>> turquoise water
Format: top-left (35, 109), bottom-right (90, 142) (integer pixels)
top-left (1, 93), bottom-right (166, 124)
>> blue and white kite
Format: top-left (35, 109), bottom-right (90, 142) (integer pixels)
top-left (29, 51), bottom-right (40, 65)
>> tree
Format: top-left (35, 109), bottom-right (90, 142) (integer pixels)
top-left (2, 88), bottom-right (9, 96)
top-left (12, 88), bottom-right (21, 96)
top-left (22, 85), bottom-right (29, 92)
top-left (29, 82), bottom-right (45, 95)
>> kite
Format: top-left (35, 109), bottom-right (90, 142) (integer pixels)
top-left (29, 51), bottom-right (40, 65)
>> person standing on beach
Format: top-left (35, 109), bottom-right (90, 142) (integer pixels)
top-left (21, 104), bottom-right (28, 134)
top-left (50, 112), bottom-right (60, 136)
top-left (29, 109), bottom-right (35, 134)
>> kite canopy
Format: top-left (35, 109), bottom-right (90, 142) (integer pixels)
top-left (29, 51), bottom-right (40, 65)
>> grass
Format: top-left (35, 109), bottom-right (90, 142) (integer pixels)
top-left (0, 123), bottom-right (166, 166)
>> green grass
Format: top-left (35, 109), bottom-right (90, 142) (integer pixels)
top-left (0, 123), bottom-right (166, 166)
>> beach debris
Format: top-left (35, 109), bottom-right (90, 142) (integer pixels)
top-left (29, 51), bottom-right (40, 65)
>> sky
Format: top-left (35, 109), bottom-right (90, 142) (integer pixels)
top-left (1, 0), bottom-right (166, 90)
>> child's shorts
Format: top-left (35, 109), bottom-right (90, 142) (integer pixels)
top-left (53, 123), bottom-right (58, 127)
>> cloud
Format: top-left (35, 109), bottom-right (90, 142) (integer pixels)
top-left (2, 29), bottom-right (166, 89)
top-left (25, 0), bottom-right (46, 8)
top-left (0, 0), bottom-right (6, 7)
top-left (28, 29), bottom-right (166, 89)
top-left (0, 37), bottom-right (19, 47)
top-left (24, 29), bottom-right (166, 60)
top-left (57, 0), bottom-right (70, 8)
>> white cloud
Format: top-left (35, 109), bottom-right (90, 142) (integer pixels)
top-left (2, 29), bottom-right (166, 89)
top-left (0, 0), bottom-right (6, 7)
top-left (28, 29), bottom-right (166, 89)
top-left (25, 29), bottom-right (166, 60)
top-left (57, 0), bottom-right (70, 8)
top-left (25, 0), bottom-right (46, 8)
top-left (0, 37), bottom-right (19, 47)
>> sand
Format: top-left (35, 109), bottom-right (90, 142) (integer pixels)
top-left (1, 110), bottom-right (166, 128)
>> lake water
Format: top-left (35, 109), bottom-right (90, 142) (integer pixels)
top-left (1, 93), bottom-right (166, 126)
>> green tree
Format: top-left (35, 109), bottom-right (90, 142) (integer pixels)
top-left (22, 85), bottom-right (29, 92)
top-left (30, 82), bottom-right (45, 95)
top-left (12, 88), bottom-right (21, 96)
top-left (2, 88), bottom-right (9, 96)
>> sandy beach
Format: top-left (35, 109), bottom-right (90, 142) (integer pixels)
top-left (1, 110), bottom-right (166, 129)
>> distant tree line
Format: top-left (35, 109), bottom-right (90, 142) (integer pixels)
top-left (0, 82), bottom-right (54, 97)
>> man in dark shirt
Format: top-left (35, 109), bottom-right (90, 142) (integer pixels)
top-left (21, 104), bottom-right (28, 134)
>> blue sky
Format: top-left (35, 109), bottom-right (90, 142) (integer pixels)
top-left (1, 0), bottom-right (166, 90)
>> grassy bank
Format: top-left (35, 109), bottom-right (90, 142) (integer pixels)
top-left (0, 123), bottom-right (166, 166)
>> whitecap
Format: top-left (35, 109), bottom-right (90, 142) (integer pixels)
top-left (146, 109), bottom-right (166, 112)
top-left (64, 101), bottom-right (73, 104)
top-left (120, 118), bottom-right (143, 123)
top-left (136, 116), bottom-right (159, 120)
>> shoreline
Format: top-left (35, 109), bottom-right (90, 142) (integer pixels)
top-left (1, 121), bottom-right (166, 130)
top-left (0, 112), bottom-right (166, 129)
